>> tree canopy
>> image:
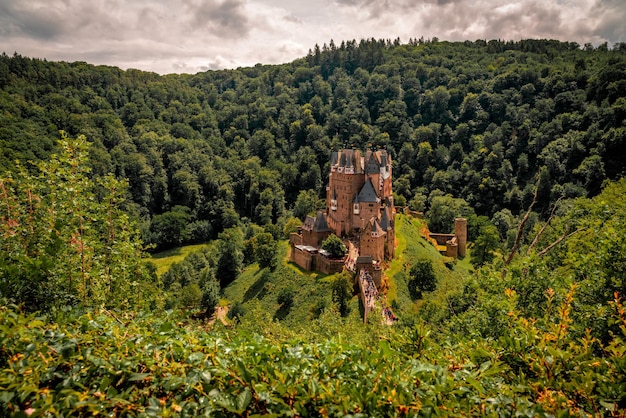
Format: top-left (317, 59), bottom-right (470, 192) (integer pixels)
top-left (321, 234), bottom-right (347, 258)
top-left (0, 40), bottom-right (624, 250)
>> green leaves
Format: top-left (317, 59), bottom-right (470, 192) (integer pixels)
top-left (0, 132), bottom-right (154, 312)
top-left (128, 373), bottom-right (150, 382)
top-left (0, 303), bottom-right (625, 416)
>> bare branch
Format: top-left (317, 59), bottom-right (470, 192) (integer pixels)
top-left (537, 228), bottom-right (583, 257)
top-left (527, 196), bottom-right (563, 255)
top-left (103, 308), bottom-right (133, 327)
top-left (505, 176), bottom-right (540, 266)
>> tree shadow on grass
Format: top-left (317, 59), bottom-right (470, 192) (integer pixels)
top-left (358, 296), bottom-right (364, 320)
top-left (151, 247), bottom-right (183, 259)
top-left (273, 304), bottom-right (292, 321)
top-left (274, 289), bottom-right (294, 321)
top-left (243, 270), bottom-right (269, 302)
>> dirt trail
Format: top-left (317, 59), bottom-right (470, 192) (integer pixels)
top-left (208, 306), bottom-right (229, 326)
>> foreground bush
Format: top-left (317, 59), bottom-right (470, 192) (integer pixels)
top-left (0, 297), bottom-right (624, 417)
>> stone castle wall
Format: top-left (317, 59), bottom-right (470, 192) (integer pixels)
top-left (315, 255), bottom-right (345, 275)
top-left (428, 217), bottom-right (467, 259)
top-left (360, 232), bottom-right (385, 263)
top-left (289, 243), bottom-right (345, 275)
top-left (327, 171), bottom-right (366, 236)
top-left (290, 245), bottom-right (313, 270)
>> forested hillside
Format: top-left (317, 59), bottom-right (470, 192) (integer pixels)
top-left (1, 38), bottom-right (626, 415)
top-left (1, 39), bottom-right (624, 252)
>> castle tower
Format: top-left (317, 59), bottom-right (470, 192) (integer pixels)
top-left (327, 149), bottom-right (365, 236)
top-left (360, 217), bottom-right (386, 262)
top-left (455, 218), bottom-right (467, 258)
top-left (380, 204), bottom-right (395, 259)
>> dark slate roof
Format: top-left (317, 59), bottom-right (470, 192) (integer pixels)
top-left (312, 211), bottom-right (330, 232)
top-left (365, 152), bottom-right (380, 174)
top-left (379, 150), bottom-right (388, 168)
top-left (332, 149), bottom-right (368, 173)
top-left (339, 150), bottom-right (352, 167)
top-left (380, 206), bottom-right (392, 231)
top-left (358, 179), bottom-right (379, 203)
top-left (339, 149), bottom-right (361, 167)
top-left (370, 218), bottom-right (385, 235)
top-left (302, 215), bottom-right (316, 231)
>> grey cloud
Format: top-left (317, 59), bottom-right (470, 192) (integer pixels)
top-left (332, 0), bottom-right (391, 18)
top-left (592, 0), bottom-right (626, 43)
top-left (283, 14), bottom-right (303, 24)
top-left (0, 0), bottom-right (147, 44)
top-left (332, 0), bottom-right (624, 48)
top-left (1, 0), bottom-right (625, 75)
top-left (481, 2), bottom-right (564, 39)
top-left (185, 0), bottom-right (251, 38)
top-left (0, 0), bottom-right (67, 39)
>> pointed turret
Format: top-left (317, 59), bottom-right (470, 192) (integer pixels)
top-left (380, 205), bottom-right (393, 231)
top-left (365, 151), bottom-right (380, 175)
top-left (369, 217), bottom-right (385, 237)
top-left (312, 211), bottom-right (330, 232)
top-left (357, 179), bottom-right (379, 203)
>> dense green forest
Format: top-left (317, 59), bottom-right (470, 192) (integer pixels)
top-left (1, 39), bottom-right (625, 250)
top-left (1, 39), bottom-right (625, 415)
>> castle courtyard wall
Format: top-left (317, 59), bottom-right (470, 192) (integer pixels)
top-left (290, 246), bottom-right (314, 270)
top-left (315, 254), bottom-right (345, 275)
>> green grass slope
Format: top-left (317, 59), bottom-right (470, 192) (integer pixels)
top-left (221, 241), bottom-right (350, 327)
top-left (385, 213), bottom-right (472, 319)
top-left (218, 213), bottom-right (470, 326)
top-left (150, 244), bottom-right (213, 277)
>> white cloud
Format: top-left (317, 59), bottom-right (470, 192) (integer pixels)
top-left (0, 0), bottom-right (623, 74)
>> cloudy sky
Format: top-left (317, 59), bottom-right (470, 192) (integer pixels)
top-left (1, 0), bottom-right (624, 75)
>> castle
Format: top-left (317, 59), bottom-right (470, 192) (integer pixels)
top-left (290, 149), bottom-right (396, 281)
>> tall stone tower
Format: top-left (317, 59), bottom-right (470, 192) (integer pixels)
top-left (455, 218), bottom-right (467, 258)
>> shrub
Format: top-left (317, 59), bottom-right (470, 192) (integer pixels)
top-left (277, 287), bottom-right (295, 310)
top-left (408, 260), bottom-right (436, 299)
top-left (321, 234), bottom-right (347, 258)
top-left (0, 133), bottom-right (154, 311)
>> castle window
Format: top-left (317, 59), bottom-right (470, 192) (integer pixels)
top-left (331, 198), bottom-right (337, 211)
top-left (353, 203), bottom-right (360, 215)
